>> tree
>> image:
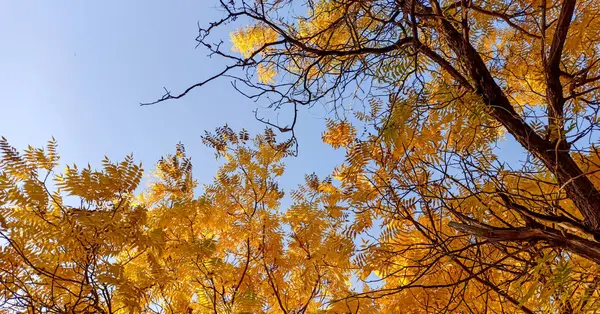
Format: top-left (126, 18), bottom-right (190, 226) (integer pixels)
top-left (140, 0), bottom-right (600, 312)
top-left (3, 122), bottom-right (600, 312)
top-left (0, 137), bottom-right (146, 312)
top-left (0, 131), bottom-right (363, 313)
top-left (130, 127), bottom-right (359, 313)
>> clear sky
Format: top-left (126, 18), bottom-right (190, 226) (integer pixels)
top-left (0, 0), bottom-right (344, 192)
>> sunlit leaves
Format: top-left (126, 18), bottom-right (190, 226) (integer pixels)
top-left (231, 24), bottom-right (279, 59)
top-left (0, 138), bottom-right (147, 313)
top-left (322, 119), bottom-right (356, 149)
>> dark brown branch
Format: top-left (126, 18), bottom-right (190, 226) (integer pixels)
top-left (420, 0), bottom-right (600, 233)
top-left (449, 221), bottom-right (600, 264)
top-left (416, 43), bottom-right (473, 91)
top-left (497, 191), bottom-right (594, 237)
top-left (545, 0), bottom-right (577, 143)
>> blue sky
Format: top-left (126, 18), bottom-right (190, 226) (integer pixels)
top-left (0, 0), bottom-right (344, 192)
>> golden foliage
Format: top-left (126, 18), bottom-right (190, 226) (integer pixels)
top-left (8, 0), bottom-right (600, 312)
top-left (0, 130), bottom-right (360, 313)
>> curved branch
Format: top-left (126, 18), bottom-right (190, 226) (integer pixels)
top-left (449, 222), bottom-right (600, 264)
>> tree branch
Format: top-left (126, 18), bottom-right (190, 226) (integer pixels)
top-left (449, 222), bottom-right (600, 264)
top-left (545, 0), bottom-right (577, 143)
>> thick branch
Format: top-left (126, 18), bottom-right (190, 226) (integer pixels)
top-left (416, 43), bottom-right (474, 90)
top-left (422, 0), bottom-right (600, 231)
top-left (545, 0), bottom-right (577, 142)
top-left (449, 222), bottom-right (600, 264)
top-left (497, 191), bottom-right (593, 236)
